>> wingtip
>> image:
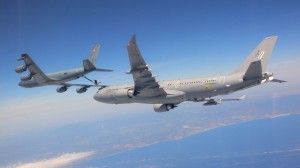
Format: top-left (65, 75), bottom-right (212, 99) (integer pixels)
top-left (18, 53), bottom-right (28, 60)
top-left (239, 95), bottom-right (246, 100)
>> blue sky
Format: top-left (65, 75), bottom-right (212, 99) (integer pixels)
top-left (0, 0), bottom-right (300, 133)
top-left (1, 0), bottom-right (300, 84)
top-left (1, 1), bottom-right (300, 167)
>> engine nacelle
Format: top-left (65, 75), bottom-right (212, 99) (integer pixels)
top-left (203, 101), bottom-right (219, 106)
top-left (20, 74), bottom-right (32, 81)
top-left (153, 104), bottom-right (175, 112)
top-left (76, 86), bottom-right (88, 93)
top-left (113, 88), bottom-right (135, 98)
top-left (56, 86), bottom-right (68, 93)
top-left (15, 65), bottom-right (27, 73)
top-left (127, 89), bottom-right (134, 98)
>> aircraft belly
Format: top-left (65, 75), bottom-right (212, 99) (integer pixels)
top-left (133, 95), bottom-right (186, 104)
top-left (112, 96), bottom-right (174, 105)
top-left (114, 92), bottom-right (134, 104)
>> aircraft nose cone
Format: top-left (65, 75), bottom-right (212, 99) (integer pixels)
top-left (18, 81), bottom-right (24, 87)
top-left (93, 93), bottom-right (100, 101)
top-left (93, 92), bottom-right (105, 102)
top-left (93, 91), bottom-right (113, 103)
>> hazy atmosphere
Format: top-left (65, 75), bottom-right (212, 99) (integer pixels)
top-left (1, 0), bottom-right (300, 167)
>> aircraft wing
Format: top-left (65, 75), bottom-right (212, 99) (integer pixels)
top-left (61, 83), bottom-right (107, 88)
top-left (203, 95), bottom-right (246, 106)
top-left (18, 54), bottom-right (51, 83)
top-left (56, 83), bottom-right (107, 93)
top-left (127, 35), bottom-right (161, 95)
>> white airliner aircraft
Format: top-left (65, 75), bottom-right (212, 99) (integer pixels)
top-left (93, 35), bottom-right (285, 112)
top-left (16, 44), bottom-right (112, 93)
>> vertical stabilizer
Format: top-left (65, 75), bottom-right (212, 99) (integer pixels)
top-left (233, 36), bottom-right (278, 74)
top-left (87, 44), bottom-right (101, 66)
top-left (83, 44), bottom-right (113, 72)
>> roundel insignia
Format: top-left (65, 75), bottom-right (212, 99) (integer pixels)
top-left (205, 83), bottom-right (211, 90)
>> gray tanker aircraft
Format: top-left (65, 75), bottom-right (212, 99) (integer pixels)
top-left (16, 44), bottom-right (112, 93)
top-left (93, 35), bottom-right (285, 112)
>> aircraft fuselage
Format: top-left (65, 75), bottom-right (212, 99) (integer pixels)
top-left (18, 68), bottom-right (89, 88)
top-left (93, 72), bottom-right (272, 105)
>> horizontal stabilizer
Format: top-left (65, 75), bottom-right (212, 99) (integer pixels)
top-left (94, 68), bottom-right (113, 72)
top-left (83, 60), bottom-right (112, 72)
top-left (271, 79), bottom-right (286, 83)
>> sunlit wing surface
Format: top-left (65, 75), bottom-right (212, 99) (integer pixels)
top-left (19, 54), bottom-right (52, 83)
top-left (127, 35), bottom-right (162, 96)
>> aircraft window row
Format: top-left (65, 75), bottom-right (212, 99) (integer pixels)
top-left (179, 81), bottom-right (203, 85)
top-left (166, 81), bottom-right (206, 86)
top-left (205, 79), bottom-right (217, 83)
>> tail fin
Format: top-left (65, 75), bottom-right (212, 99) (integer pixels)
top-left (87, 44), bottom-right (101, 66)
top-left (233, 36), bottom-right (278, 76)
top-left (83, 44), bottom-right (113, 72)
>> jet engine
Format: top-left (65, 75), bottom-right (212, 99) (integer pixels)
top-left (203, 101), bottom-right (219, 106)
top-left (153, 104), bottom-right (176, 112)
top-left (15, 65), bottom-right (27, 73)
top-left (76, 86), bottom-right (88, 93)
top-left (56, 86), bottom-right (68, 93)
top-left (127, 89), bottom-right (134, 98)
top-left (113, 89), bottom-right (135, 98)
top-left (20, 74), bottom-right (32, 81)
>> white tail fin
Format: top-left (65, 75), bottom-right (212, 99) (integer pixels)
top-left (233, 36), bottom-right (278, 75)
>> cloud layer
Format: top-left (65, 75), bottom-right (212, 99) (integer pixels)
top-left (0, 90), bottom-right (146, 137)
top-left (11, 151), bottom-right (95, 168)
